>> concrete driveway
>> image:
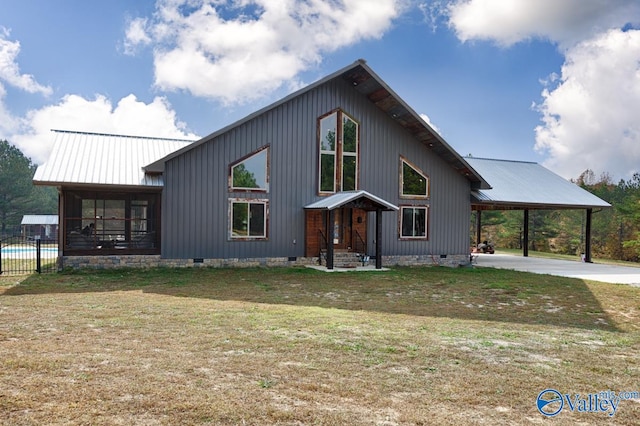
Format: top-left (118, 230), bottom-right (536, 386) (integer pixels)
top-left (474, 253), bottom-right (640, 286)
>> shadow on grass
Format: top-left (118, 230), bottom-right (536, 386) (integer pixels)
top-left (1, 266), bottom-right (625, 332)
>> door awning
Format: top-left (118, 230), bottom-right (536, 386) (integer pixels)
top-left (304, 190), bottom-right (398, 212)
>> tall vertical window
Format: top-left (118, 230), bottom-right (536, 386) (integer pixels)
top-left (319, 113), bottom-right (337, 193)
top-left (400, 206), bottom-right (428, 239)
top-left (318, 110), bottom-right (359, 194)
top-left (401, 157), bottom-right (429, 198)
top-left (342, 115), bottom-right (358, 191)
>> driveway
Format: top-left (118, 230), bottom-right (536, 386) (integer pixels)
top-left (474, 253), bottom-right (640, 286)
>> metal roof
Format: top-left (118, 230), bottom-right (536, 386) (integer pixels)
top-left (33, 130), bottom-right (194, 188)
top-left (466, 157), bottom-right (611, 210)
top-left (145, 59), bottom-right (489, 190)
top-left (21, 215), bottom-right (58, 225)
top-left (304, 190), bottom-right (398, 211)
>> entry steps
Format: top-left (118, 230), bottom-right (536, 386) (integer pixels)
top-left (320, 249), bottom-right (369, 268)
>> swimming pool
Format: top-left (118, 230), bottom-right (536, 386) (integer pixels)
top-left (1, 247), bottom-right (58, 253)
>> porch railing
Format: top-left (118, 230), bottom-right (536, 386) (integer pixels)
top-left (354, 230), bottom-right (366, 254)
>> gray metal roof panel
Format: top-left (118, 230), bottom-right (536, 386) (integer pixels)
top-left (304, 190), bottom-right (398, 211)
top-left (33, 130), bottom-right (194, 188)
top-left (21, 215), bottom-right (59, 225)
top-left (466, 157), bottom-right (611, 209)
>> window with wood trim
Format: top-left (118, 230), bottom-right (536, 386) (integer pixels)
top-left (230, 146), bottom-right (269, 192)
top-left (401, 157), bottom-right (429, 198)
top-left (318, 110), bottom-right (359, 194)
top-left (400, 206), bottom-right (428, 239)
top-left (229, 198), bottom-right (268, 239)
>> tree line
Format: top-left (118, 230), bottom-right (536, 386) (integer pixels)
top-left (476, 169), bottom-right (640, 262)
top-left (0, 140), bottom-right (57, 237)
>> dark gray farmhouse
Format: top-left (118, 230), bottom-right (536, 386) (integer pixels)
top-left (34, 60), bottom-right (608, 270)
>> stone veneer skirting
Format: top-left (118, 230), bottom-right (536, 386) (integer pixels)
top-left (60, 254), bottom-right (471, 270)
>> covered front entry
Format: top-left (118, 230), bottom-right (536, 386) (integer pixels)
top-left (304, 190), bottom-right (398, 269)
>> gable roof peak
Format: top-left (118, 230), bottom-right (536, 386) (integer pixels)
top-left (144, 59), bottom-right (488, 188)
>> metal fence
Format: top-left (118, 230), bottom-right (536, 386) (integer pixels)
top-left (0, 235), bottom-right (59, 275)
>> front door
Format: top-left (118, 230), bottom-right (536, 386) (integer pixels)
top-left (304, 207), bottom-right (368, 257)
top-left (333, 208), bottom-right (352, 250)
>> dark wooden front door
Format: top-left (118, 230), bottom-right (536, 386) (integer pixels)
top-left (332, 208), bottom-right (352, 250)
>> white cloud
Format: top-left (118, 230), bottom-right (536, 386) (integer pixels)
top-left (0, 28), bottom-right (52, 95)
top-left (441, 1), bottom-right (640, 179)
top-left (125, 0), bottom-right (402, 104)
top-left (123, 17), bottom-right (152, 54)
top-left (0, 30), bottom-right (196, 166)
top-left (534, 29), bottom-right (640, 179)
top-left (446, 0), bottom-right (640, 47)
top-left (13, 94), bottom-right (199, 165)
top-left (420, 113), bottom-right (441, 135)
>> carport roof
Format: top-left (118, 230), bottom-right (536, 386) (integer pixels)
top-left (466, 157), bottom-right (611, 210)
top-left (21, 215), bottom-right (58, 225)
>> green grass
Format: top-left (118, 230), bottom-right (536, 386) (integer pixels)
top-left (1, 266), bottom-right (639, 425)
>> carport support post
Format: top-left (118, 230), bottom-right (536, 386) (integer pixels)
top-left (523, 209), bottom-right (529, 257)
top-left (375, 209), bottom-right (382, 269)
top-left (585, 208), bottom-right (593, 263)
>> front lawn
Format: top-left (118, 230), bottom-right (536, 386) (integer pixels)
top-left (1, 266), bottom-right (639, 424)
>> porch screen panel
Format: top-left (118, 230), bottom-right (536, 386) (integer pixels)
top-left (63, 191), bottom-right (159, 253)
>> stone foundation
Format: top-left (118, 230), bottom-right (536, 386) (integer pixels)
top-left (60, 253), bottom-right (471, 270)
top-left (382, 254), bottom-right (471, 268)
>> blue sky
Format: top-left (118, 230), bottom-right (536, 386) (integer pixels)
top-left (1, 1), bottom-right (639, 180)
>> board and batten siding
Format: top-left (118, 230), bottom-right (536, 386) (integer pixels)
top-left (162, 78), bottom-right (471, 259)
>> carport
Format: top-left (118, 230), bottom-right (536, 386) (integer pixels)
top-left (465, 157), bottom-right (611, 262)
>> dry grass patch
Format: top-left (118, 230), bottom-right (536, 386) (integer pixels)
top-left (1, 266), bottom-right (639, 425)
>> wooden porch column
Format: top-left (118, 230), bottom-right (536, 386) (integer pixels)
top-left (585, 208), bottom-right (593, 263)
top-left (523, 209), bottom-right (529, 257)
top-left (326, 209), bottom-right (334, 270)
top-left (375, 209), bottom-right (382, 269)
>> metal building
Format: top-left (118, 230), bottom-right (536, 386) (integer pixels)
top-left (145, 60), bottom-right (488, 267)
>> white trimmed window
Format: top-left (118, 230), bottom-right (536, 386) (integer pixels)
top-left (230, 199), bottom-right (268, 239)
top-left (318, 110), bottom-right (359, 194)
top-left (401, 157), bottom-right (429, 198)
top-left (400, 206), bottom-right (428, 239)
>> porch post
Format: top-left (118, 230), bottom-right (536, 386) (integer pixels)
top-left (327, 209), bottom-right (334, 270)
top-left (375, 208), bottom-right (382, 269)
top-left (585, 208), bottom-right (593, 263)
top-left (475, 210), bottom-right (482, 247)
top-left (523, 209), bottom-right (529, 257)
